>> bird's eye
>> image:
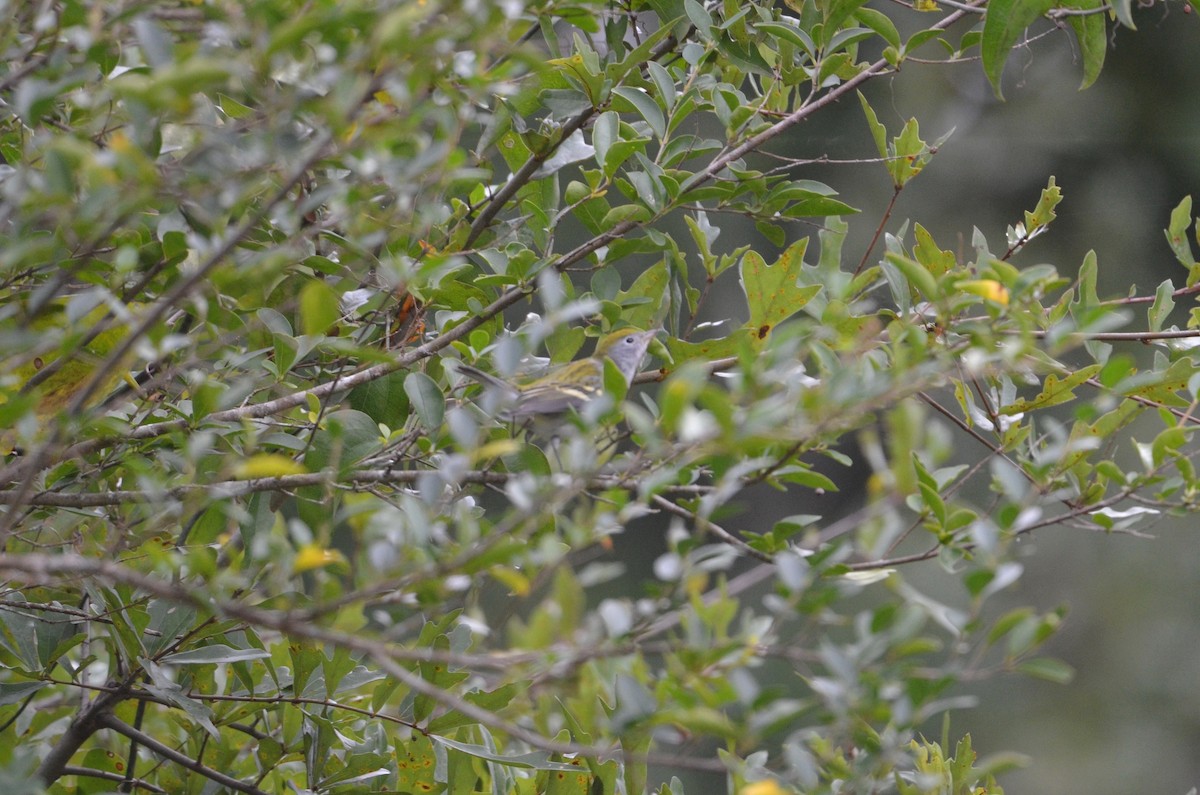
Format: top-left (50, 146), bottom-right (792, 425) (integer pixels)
top-left (33, 357), bottom-right (43, 370)
top-left (624, 336), bottom-right (634, 343)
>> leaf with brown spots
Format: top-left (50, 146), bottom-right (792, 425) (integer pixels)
top-left (395, 732), bottom-right (439, 794)
top-left (739, 239), bottom-right (821, 346)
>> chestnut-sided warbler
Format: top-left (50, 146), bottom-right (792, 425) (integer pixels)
top-left (454, 328), bottom-right (658, 419)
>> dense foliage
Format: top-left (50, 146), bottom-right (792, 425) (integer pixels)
top-left (1, 1), bottom-right (1197, 793)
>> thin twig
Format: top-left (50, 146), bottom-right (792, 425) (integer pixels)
top-left (853, 185), bottom-right (902, 277)
top-left (61, 766), bottom-right (166, 794)
top-left (650, 494), bottom-right (774, 562)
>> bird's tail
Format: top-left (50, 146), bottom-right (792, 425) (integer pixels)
top-left (449, 360), bottom-right (518, 396)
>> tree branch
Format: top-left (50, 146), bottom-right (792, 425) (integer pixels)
top-left (98, 715), bottom-right (270, 795)
top-left (36, 687), bottom-right (124, 785)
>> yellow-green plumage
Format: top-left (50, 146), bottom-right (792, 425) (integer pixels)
top-left (9, 304), bottom-right (135, 420)
top-left (455, 329), bottom-right (657, 419)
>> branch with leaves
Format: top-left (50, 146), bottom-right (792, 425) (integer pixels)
top-left (1, 1), bottom-right (1199, 793)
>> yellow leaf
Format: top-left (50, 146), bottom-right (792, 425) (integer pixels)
top-left (473, 439), bottom-right (522, 462)
top-left (491, 566), bottom-right (531, 596)
top-left (959, 279), bottom-right (1009, 306)
top-left (294, 544), bottom-right (347, 573)
top-left (741, 781), bottom-right (793, 795)
top-left (233, 454), bottom-right (308, 479)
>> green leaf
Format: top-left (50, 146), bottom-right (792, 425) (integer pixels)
top-left (133, 17), bottom-right (175, 67)
top-left (426, 684), bottom-right (521, 734)
top-left (755, 21), bottom-right (816, 56)
top-left (0, 600), bottom-right (42, 672)
top-left (349, 370), bottom-right (410, 426)
top-left (546, 756), bottom-right (594, 795)
top-left (430, 736), bottom-right (587, 772)
top-left (1110, 0), bottom-right (1136, 28)
top-left (141, 658), bottom-right (219, 737)
top-left (1165, 195), bottom-right (1196, 268)
top-left (820, 0), bottom-right (869, 41)
top-left (1065, 1), bottom-right (1107, 89)
top-left (145, 601), bottom-right (197, 656)
top-left (601, 204), bottom-right (653, 228)
top-left (664, 328), bottom-right (755, 366)
top-left (912, 223), bottom-right (957, 277)
top-left (740, 239), bottom-right (821, 341)
top-left (289, 641), bottom-right (324, 699)
top-left (854, 7), bottom-right (901, 49)
top-left (299, 279), bottom-right (340, 337)
top-left (999, 366), bottom-right (1101, 414)
top-left (592, 110), bottom-right (619, 171)
top-left (1150, 426), bottom-right (1187, 467)
top-left (1122, 357), bottom-right (1192, 406)
top-left (756, 220), bottom-right (786, 247)
top-left (1016, 657), bottom-right (1075, 684)
top-left (1024, 175), bottom-right (1063, 233)
top-left (160, 645), bottom-right (272, 665)
top-left (858, 91), bottom-right (888, 158)
top-left (216, 92), bottom-right (254, 119)
top-left (77, 748), bottom-right (126, 795)
top-left (780, 193), bottom-right (857, 217)
top-left (303, 409), bottom-right (383, 475)
top-left (396, 733), bottom-right (439, 793)
top-left (888, 117), bottom-right (943, 187)
top-left (646, 61), bottom-right (676, 111)
top-left (981, 0), bottom-right (1055, 99)
top-left (988, 610), bottom-right (1036, 648)
top-left (1147, 279), bottom-right (1175, 332)
top-left (0, 681), bottom-right (48, 707)
top-left (904, 27), bottom-right (947, 57)
top-left (405, 371), bottom-right (446, 431)
top-left (883, 251), bottom-right (940, 301)
top-left (612, 86), bottom-right (665, 139)
top-left (607, 14), bottom-right (676, 83)
top-left (568, 181), bottom-right (615, 233)
top-left (616, 259), bottom-right (669, 330)
top-left (776, 465), bottom-right (839, 492)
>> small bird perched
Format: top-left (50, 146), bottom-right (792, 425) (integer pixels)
top-left (13, 301), bottom-right (139, 419)
top-left (453, 328), bottom-right (658, 419)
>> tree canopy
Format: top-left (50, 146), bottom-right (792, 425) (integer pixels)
top-left (1, 1), bottom-right (1198, 793)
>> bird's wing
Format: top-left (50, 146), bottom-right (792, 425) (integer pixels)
top-left (509, 380), bottom-right (602, 417)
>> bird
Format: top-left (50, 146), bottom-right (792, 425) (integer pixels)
top-left (452, 328), bottom-right (658, 420)
top-left (12, 301), bottom-right (138, 419)
top-left (2, 300), bottom-right (140, 454)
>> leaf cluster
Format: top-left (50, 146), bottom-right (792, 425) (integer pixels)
top-left (0, 1), bottom-right (1196, 793)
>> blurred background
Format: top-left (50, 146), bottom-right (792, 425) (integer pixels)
top-left (830, 10), bottom-right (1200, 794)
top-left (619, 7), bottom-right (1200, 793)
